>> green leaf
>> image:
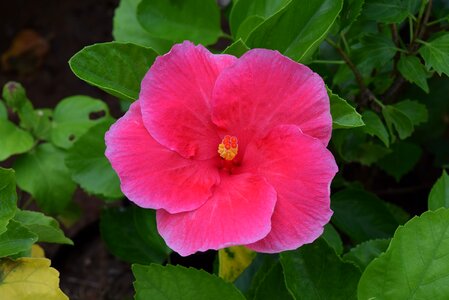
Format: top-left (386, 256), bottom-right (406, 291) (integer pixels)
top-left (0, 168), bottom-right (17, 235)
top-left (0, 257), bottom-right (68, 299)
top-left (253, 262), bottom-right (293, 300)
top-left (393, 99), bottom-right (428, 126)
top-left (357, 142), bottom-right (391, 165)
top-left (137, 0), bottom-right (222, 45)
top-left (234, 254), bottom-right (278, 298)
top-left (0, 100), bottom-right (6, 119)
top-left (223, 39), bottom-right (250, 57)
top-left (246, 0), bottom-right (343, 62)
top-left (321, 223), bottom-right (343, 255)
top-left (397, 55), bottom-right (430, 93)
top-left (331, 188), bottom-right (405, 243)
top-left (218, 246), bottom-right (256, 283)
top-left (328, 90), bottom-right (364, 129)
top-left (362, 0), bottom-right (410, 24)
top-left (342, 238), bottom-right (390, 271)
top-left (100, 205), bottom-right (170, 265)
top-left (428, 170), bottom-right (449, 210)
top-left (113, 0), bottom-right (172, 53)
top-left (14, 143), bottom-right (76, 214)
top-left (0, 120), bottom-right (34, 161)
top-left (280, 238), bottom-right (361, 300)
top-left (362, 110), bottom-right (390, 147)
top-left (235, 16), bottom-right (266, 41)
top-left (382, 105), bottom-right (414, 140)
top-left (358, 208), bottom-right (449, 299)
top-left (51, 95), bottom-right (110, 149)
top-left (133, 264), bottom-right (245, 300)
top-left (32, 108), bottom-right (53, 141)
top-left (419, 33), bottom-right (449, 77)
top-left (229, 0), bottom-right (291, 37)
top-left (65, 120), bottom-right (122, 199)
top-left (354, 33), bottom-right (397, 72)
top-left (69, 42), bottom-right (158, 101)
top-left (340, 0), bottom-right (365, 30)
top-left (0, 220), bottom-right (37, 258)
top-left (13, 210), bottom-right (72, 245)
top-left (377, 141), bottom-right (422, 181)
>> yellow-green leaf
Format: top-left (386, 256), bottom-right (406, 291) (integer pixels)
top-left (219, 246), bottom-right (256, 282)
top-left (0, 257), bottom-right (68, 300)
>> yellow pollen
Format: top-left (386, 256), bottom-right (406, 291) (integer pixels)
top-left (218, 135), bottom-right (238, 161)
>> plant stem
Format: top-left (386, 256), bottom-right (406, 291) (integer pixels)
top-left (326, 38), bottom-right (379, 109)
top-left (427, 16), bottom-right (449, 26)
top-left (311, 60), bottom-right (345, 64)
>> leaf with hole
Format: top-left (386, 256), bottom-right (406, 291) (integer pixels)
top-left (51, 95), bottom-right (109, 149)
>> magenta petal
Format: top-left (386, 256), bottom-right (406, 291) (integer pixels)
top-left (212, 49), bottom-right (332, 151)
top-left (241, 125), bottom-right (338, 253)
top-left (105, 101), bottom-right (220, 214)
top-left (156, 173), bottom-right (277, 256)
top-left (140, 41), bottom-right (237, 160)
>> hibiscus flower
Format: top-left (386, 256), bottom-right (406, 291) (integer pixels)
top-left (105, 41), bottom-right (338, 256)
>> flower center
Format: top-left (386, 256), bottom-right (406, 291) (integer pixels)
top-left (218, 135), bottom-right (238, 161)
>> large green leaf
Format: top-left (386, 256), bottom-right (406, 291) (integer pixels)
top-left (362, 0), bottom-right (412, 24)
top-left (0, 220), bottom-right (37, 258)
top-left (253, 262), bottom-right (293, 300)
top-left (377, 141), bottom-right (422, 181)
top-left (51, 95), bottom-right (110, 149)
top-left (246, 0), bottom-right (343, 62)
top-left (222, 39), bottom-right (250, 57)
top-left (358, 208), bottom-right (449, 299)
top-left (0, 168), bottom-right (17, 235)
top-left (328, 90), bottom-right (364, 129)
top-left (362, 110), bottom-right (390, 147)
top-left (133, 264), bottom-right (245, 300)
top-left (229, 0), bottom-right (291, 37)
top-left (65, 120), bottom-right (122, 199)
top-left (13, 210), bottom-right (72, 245)
top-left (397, 55), bottom-right (430, 93)
top-left (113, 0), bottom-right (172, 53)
top-left (280, 238), bottom-right (361, 300)
top-left (137, 0), bottom-right (222, 45)
top-left (69, 42), bottom-right (158, 101)
top-left (331, 188), bottom-right (405, 243)
top-left (342, 238), bottom-right (390, 271)
top-left (428, 170), bottom-right (449, 210)
top-left (100, 205), bottom-right (170, 265)
top-left (13, 143), bottom-right (76, 214)
top-left (0, 120), bottom-right (34, 161)
top-left (419, 33), bottom-right (449, 77)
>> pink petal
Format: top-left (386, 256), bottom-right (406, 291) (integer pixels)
top-left (105, 101), bottom-right (220, 214)
top-left (212, 49), bottom-right (332, 155)
top-left (140, 41), bottom-right (237, 160)
top-left (241, 125), bottom-right (337, 253)
top-left (156, 173), bottom-right (277, 256)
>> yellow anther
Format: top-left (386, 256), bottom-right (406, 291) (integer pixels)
top-left (218, 135), bottom-right (238, 161)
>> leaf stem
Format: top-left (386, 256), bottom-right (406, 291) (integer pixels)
top-left (427, 16), bottom-right (449, 26)
top-left (311, 60), bottom-right (345, 64)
